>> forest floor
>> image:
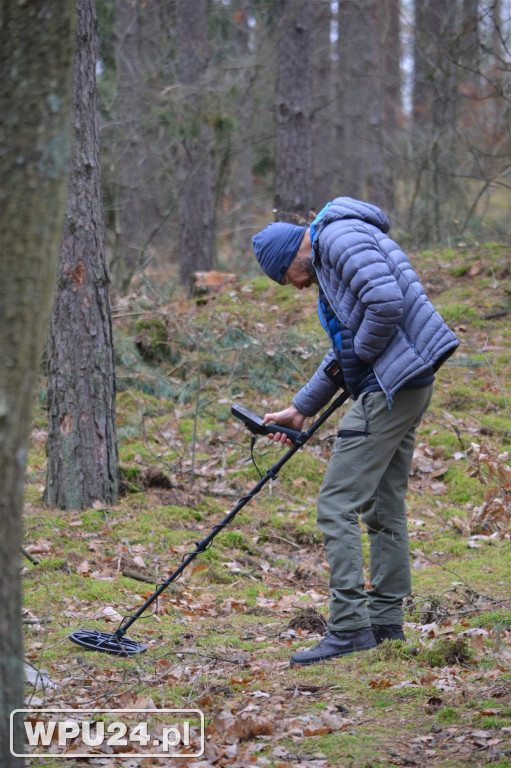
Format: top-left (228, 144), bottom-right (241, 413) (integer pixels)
top-left (22, 242), bottom-right (511, 767)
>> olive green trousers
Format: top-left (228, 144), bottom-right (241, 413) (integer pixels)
top-left (317, 385), bottom-right (433, 632)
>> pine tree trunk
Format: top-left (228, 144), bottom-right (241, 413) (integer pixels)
top-left (274, 0), bottom-right (314, 222)
top-left (227, 2), bottom-right (256, 262)
top-left (411, 0), bottom-right (458, 241)
top-left (312, 0), bottom-right (334, 210)
top-left (413, 0), bottom-right (457, 132)
top-left (45, 0), bottom-right (118, 510)
top-left (0, 2), bottom-right (76, 763)
top-left (111, 0), bottom-right (163, 291)
top-left (336, 0), bottom-right (385, 206)
top-left (111, 0), bottom-right (145, 289)
top-left (176, 0), bottom-right (214, 289)
top-left (381, 0), bottom-right (402, 212)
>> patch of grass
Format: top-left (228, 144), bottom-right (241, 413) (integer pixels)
top-left (437, 705), bottom-right (460, 724)
top-left (483, 762), bottom-right (511, 768)
top-left (443, 463), bottom-right (484, 505)
top-left (222, 530), bottom-right (249, 550)
top-left (422, 637), bottom-right (473, 668)
top-left (471, 609), bottom-right (511, 630)
top-left (119, 439), bottom-right (156, 462)
top-left (240, 275), bottom-right (271, 297)
top-left (301, 728), bottom-right (401, 767)
top-left (480, 715), bottom-right (507, 729)
top-left (437, 302), bottom-right (480, 325)
top-left (448, 264), bottom-right (470, 278)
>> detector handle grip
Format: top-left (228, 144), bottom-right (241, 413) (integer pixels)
top-left (264, 422), bottom-right (303, 443)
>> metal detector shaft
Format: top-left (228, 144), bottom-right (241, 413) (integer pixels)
top-left (112, 389), bottom-right (349, 643)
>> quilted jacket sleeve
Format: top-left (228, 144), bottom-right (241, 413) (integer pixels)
top-left (292, 348), bottom-right (341, 416)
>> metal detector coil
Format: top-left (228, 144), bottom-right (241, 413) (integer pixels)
top-left (68, 391), bottom-right (349, 655)
top-left (69, 629), bottom-right (147, 656)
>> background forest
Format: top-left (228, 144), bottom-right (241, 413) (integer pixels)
top-left (94, 0), bottom-right (511, 290)
top-left (0, 1), bottom-right (510, 767)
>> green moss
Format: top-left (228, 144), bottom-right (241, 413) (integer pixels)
top-left (245, 275), bottom-right (275, 297)
top-left (441, 506), bottom-right (468, 521)
top-left (471, 609), bottom-right (511, 630)
top-left (444, 463), bottom-right (484, 505)
top-left (221, 530), bottom-right (248, 550)
top-left (435, 302), bottom-right (478, 324)
top-left (134, 316), bottom-right (171, 362)
top-left (448, 264), bottom-right (470, 277)
top-left (446, 539), bottom-right (470, 556)
top-left (168, 505), bottom-right (203, 522)
top-left (118, 464), bottom-right (145, 493)
top-left (119, 440), bottom-right (154, 462)
top-left (437, 705), bottom-right (460, 724)
top-left (421, 637), bottom-right (472, 668)
top-left (480, 715), bottom-right (508, 729)
top-left (79, 508), bottom-right (107, 530)
top-left (299, 729), bottom-right (395, 766)
top-left (29, 556), bottom-right (67, 573)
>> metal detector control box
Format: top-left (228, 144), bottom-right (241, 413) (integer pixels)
top-left (231, 403), bottom-right (302, 443)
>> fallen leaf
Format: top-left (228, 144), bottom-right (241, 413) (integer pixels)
top-left (102, 606), bottom-right (123, 622)
top-left (229, 650), bottom-right (251, 665)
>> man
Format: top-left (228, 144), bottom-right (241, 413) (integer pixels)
top-left (252, 197), bottom-right (458, 667)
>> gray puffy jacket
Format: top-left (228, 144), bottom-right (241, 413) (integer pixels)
top-left (293, 197), bottom-right (459, 415)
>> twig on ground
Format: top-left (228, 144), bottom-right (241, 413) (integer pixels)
top-left (21, 546), bottom-right (40, 565)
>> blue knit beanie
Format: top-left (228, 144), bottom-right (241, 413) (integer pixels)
top-left (252, 222), bottom-right (307, 283)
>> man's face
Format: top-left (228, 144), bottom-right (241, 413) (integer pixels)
top-left (282, 252), bottom-right (318, 290)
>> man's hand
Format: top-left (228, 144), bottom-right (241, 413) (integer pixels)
top-left (262, 405), bottom-right (306, 445)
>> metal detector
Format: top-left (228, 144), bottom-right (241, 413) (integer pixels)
top-left (69, 389), bottom-right (349, 655)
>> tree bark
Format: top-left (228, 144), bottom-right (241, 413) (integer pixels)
top-left (111, 0), bottom-right (146, 288)
top-left (0, 1), bottom-right (76, 762)
top-left (176, 0), bottom-right (215, 289)
top-left (380, 0), bottom-right (402, 212)
top-left (312, 0), bottom-right (333, 210)
top-left (45, 0), bottom-right (118, 510)
top-left (111, 0), bottom-right (164, 290)
top-left (274, 0), bottom-right (314, 222)
top-left (229, 2), bottom-right (257, 262)
top-left (413, 0), bottom-right (457, 133)
top-left (336, 0), bottom-right (386, 207)
top-left (411, 0), bottom-right (458, 241)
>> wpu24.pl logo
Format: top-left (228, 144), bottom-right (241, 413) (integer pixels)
top-left (10, 709), bottom-right (205, 758)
